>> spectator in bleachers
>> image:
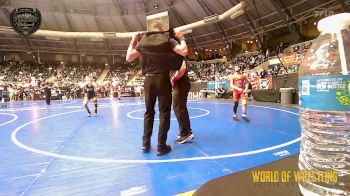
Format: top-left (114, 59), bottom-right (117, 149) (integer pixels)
top-left (260, 68), bottom-right (267, 79)
top-left (216, 86), bottom-right (227, 99)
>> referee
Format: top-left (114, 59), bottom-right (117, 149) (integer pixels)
top-left (126, 21), bottom-right (188, 156)
top-left (42, 83), bottom-right (52, 105)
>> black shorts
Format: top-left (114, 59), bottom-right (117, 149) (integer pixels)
top-left (86, 96), bottom-right (97, 100)
top-left (86, 92), bottom-right (95, 98)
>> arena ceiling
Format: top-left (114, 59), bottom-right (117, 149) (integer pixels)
top-left (0, 0), bottom-right (345, 57)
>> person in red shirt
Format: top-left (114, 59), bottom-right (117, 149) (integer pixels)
top-left (228, 65), bottom-right (250, 122)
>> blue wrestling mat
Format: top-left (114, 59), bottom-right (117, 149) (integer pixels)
top-left (0, 98), bottom-right (300, 195)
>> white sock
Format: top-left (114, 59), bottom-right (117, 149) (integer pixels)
top-left (242, 113), bottom-right (247, 117)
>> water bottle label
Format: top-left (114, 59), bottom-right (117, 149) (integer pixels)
top-left (299, 75), bottom-right (350, 111)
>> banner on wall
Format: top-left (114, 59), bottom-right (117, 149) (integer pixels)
top-left (287, 65), bottom-right (298, 73)
top-left (259, 76), bottom-right (272, 90)
top-left (248, 76), bottom-right (272, 90)
top-left (295, 53), bottom-right (304, 63)
top-left (280, 53), bottom-right (297, 66)
top-left (207, 81), bottom-right (229, 90)
top-left (250, 77), bottom-right (260, 90)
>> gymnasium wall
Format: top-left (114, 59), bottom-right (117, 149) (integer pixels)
top-left (189, 73), bottom-right (299, 104)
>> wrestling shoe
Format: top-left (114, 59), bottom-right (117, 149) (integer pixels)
top-left (233, 114), bottom-right (239, 121)
top-left (177, 134), bottom-right (195, 140)
top-left (242, 114), bottom-right (250, 122)
top-left (176, 133), bottom-right (194, 144)
top-left (87, 113), bottom-right (91, 117)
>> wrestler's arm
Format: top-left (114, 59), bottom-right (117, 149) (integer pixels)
top-left (243, 74), bottom-right (250, 93)
top-left (172, 32), bottom-right (188, 57)
top-left (83, 85), bottom-right (87, 97)
top-left (94, 83), bottom-right (99, 91)
top-left (172, 60), bottom-right (187, 79)
top-left (126, 33), bottom-right (141, 62)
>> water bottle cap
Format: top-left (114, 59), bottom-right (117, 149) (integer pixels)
top-left (317, 13), bottom-right (350, 33)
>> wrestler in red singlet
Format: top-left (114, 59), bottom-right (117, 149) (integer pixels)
top-left (228, 65), bottom-right (250, 122)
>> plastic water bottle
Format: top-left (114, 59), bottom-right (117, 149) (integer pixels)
top-left (298, 13), bottom-right (350, 195)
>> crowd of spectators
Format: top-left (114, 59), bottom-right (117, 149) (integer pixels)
top-left (56, 64), bottom-right (104, 85)
top-left (187, 62), bottom-right (227, 82)
top-left (188, 40), bottom-right (314, 83)
top-left (290, 41), bottom-right (312, 54)
top-left (0, 61), bottom-right (58, 86)
top-left (0, 61), bottom-right (127, 101)
top-left (0, 40), bottom-right (315, 102)
top-left (105, 63), bottom-right (137, 83)
top-left (232, 52), bottom-right (266, 70)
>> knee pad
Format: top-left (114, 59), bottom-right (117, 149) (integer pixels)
top-left (93, 99), bottom-right (98, 106)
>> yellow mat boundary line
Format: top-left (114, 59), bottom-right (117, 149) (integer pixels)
top-left (176, 190), bottom-right (196, 196)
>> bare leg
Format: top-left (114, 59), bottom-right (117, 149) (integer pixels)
top-left (83, 98), bottom-right (91, 116)
top-left (242, 102), bottom-right (247, 114)
top-left (241, 99), bottom-right (249, 122)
